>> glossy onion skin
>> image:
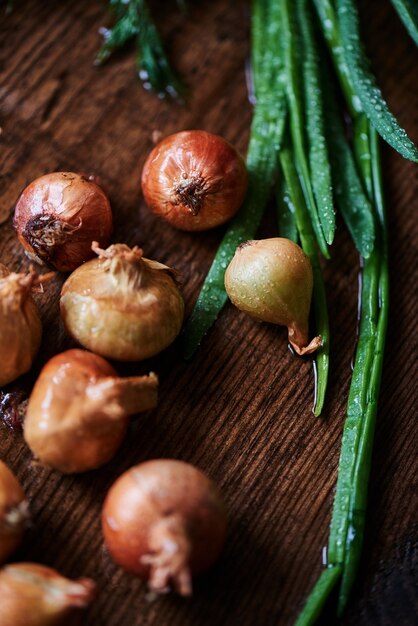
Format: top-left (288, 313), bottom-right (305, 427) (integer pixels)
top-left (14, 172), bottom-right (113, 272)
top-left (0, 461), bottom-right (29, 564)
top-left (60, 245), bottom-right (184, 361)
top-left (141, 130), bottom-right (248, 231)
top-left (24, 349), bottom-right (153, 474)
top-left (102, 460), bottom-right (227, 592)
top-left (0, 267), bottom-right (42, 387)
top-left (0, 563), bottom-right (96, 626)
top-left (225, 238), bottom-right (318, 354)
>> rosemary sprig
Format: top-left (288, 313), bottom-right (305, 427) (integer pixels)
top-left (97, 0), bottom-right (184, 98)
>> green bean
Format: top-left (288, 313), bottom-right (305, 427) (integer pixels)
top-left (294, 566), bottom-right (342, 626)
top-left (182, 0), bottom-right (287, 358)
top-left (277, 180), bottom-right (298, 243)
top-left (337, 128), bottom-right (389, 614)
top-left (337, 0), bottom-right (418, 162)
top-left (297, 0), bottom-right (335, 245)
top-left (390, 0), bottom-right (418, 47)
top-left (280, 0), bottom-right (330, 257)
top-left (323, 77), bottom-right (375, 257)
top-left (279, 145), bottom-right (330, 416)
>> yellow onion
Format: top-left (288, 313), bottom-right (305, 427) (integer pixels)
top-left (0, 461), bottom-right (30, 564)
top-left (24, 349), bottom-right (158, 474)
top-left (225, 238), bottom-right (321, 355)
top-left (13, 172), bottom-right (113, 272)
top-left (141, 130), bottom-right (248, 231)
top-left (0, 265), bottom-right (44, 387)
top-left (60, 243), bottom-right (184, 361)
top-left (0, 563), bottom-right (96, 626)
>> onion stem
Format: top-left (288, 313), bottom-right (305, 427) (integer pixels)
top-left (278, 145), bottom-right (329, 416)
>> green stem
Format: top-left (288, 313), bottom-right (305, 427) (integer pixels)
top-left (390, 0), bottom-right (418, 46)
top-left (182, 0), bottom-right (287, 358)
top-left (279, 145), bottom-right (329, 416)
top-left (337, 128), bottom-right (389, 614)
top-left (336, 0), bottom-right (418, 162)
top-left (297, 0), bottom-right (335, 244)
top-left (280, 0), bottom-right (330, 257)
top-left (295, 566), bottom-right (342, 626)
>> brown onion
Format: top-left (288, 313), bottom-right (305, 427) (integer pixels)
top-left (102, 459), bottom-right (227, 596)
top-left (0, 266), bottom-right (45, 387)
top-left (0, 461), bottom-right (30, 564)
top-left (141, 130), bottom-right (248, 231)
top-left (60, 243), bottom-right (184, 361)
top-left (225, 238), bottom-right (321, 355)
top-left (24, 349), bottom-right (158, 474)
top-left (0, 563), bottom-right (96, 626)
top-left (13, 172), bottom-right (113, 272)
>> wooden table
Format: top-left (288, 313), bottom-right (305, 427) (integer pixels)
top-left (0, 1), bottom-right (417, 624)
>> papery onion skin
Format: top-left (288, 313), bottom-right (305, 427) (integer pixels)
top-left (0, 563), bottom-right (96, 626)
top-left (14, 172), bottom-right (113, 272)
top-left (60, 244), bottom-right (184, 361)
top-left (102, 459), bottom-right (227, 596)
top-left (24, 349), bottom-right (158, 474)
top-left (225, 238), bottom-right (321, 355)
top-left (0, 462), bottom-right (30, 565)
top-left (0, 266), bottom-right (43, 387)
top-left (141, 130), bottom-right (248, 231)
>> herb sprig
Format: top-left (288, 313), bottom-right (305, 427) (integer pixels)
top-left (97, 0), bottom-right (184, 98)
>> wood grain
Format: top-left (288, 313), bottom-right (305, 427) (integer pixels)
top-left (0, 1), bottom-right (417, 625)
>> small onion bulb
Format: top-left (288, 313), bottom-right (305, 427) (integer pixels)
top-left (24, 349), bottom-right (158, 474)
top-left (0, 265), bottom-right (44, 387)
top-left (141, 130), bottom-right (248, 231)
top-left (225, 238), bottom-right (321, 355)
top-left (13, 172), bottom-right (113, 272)
top-left (102, 460), bottom-right (228, 596)
top-left (60, 243), bottom-right (184, 361)
top-left (0, 461), bottom-right (30, 564)
top-left (0, 563), bottom-right (96, 626)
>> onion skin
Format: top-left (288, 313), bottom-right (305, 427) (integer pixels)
top-left (24, 349), bottom-right (158, 474)
top-left (0, 462), bottom-right (30, 565)
top-left (14, 172), bottom-right (113, 272)
top-left (141, 130), bottom-right (248, 231)
top-left (102, 459), bottom-right (227, 596)
top-left (225, 238), bottom-right (321, 355)
top-left (0, 266), bottom-right (43, 387)
top-left (60, 243), bottom-right (184, 361)
top-left (0, 563), bottom-right (96, 626)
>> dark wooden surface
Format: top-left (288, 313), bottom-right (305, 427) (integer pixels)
top-left (0, 1), bottom-right (417, 625)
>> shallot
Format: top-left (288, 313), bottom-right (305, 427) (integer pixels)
top-left (102, 459), bottom-right (227, 595)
